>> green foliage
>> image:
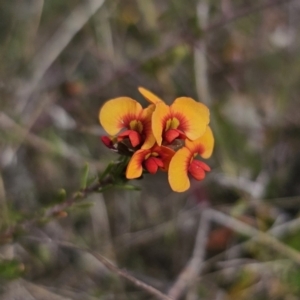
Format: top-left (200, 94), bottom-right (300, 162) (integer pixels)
top-left (0, 260), bottom-right (24, 280)
top-left (80, 162), bottom-right (90, 189)
top-left (285, 268), bottom-right (300, 292)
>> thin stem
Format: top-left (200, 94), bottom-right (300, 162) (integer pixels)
top-left (0, 159), bottom-right (129, 244)
top-left (25, 236), bottom-right (173, 300)
top-left (168, 208), bottom-right (211, 299)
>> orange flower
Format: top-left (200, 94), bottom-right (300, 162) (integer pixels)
top-left (99, 97), bottom-right (155, 149)
top-left (138, 87), bottom-right (210, 145)
top-left (126, 145), bottom-right (175, 179)
top-left (152, 99), bottom-right (210, 145)
top-left (99, 87), bottom-right (214, 192)
top-left (168, 126), bottom-right (214, 192)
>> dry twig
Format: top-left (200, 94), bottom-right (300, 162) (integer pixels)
top-left (0, 180), bottom-right (105, 244)
top-left (0, 112), bottom-right (103, 170)
top-left (168, 208), bottom-right (211, 299)
top-left (25, 237), bottom-right (173, 300)
top-left (208, 209), bottom-right (300, 265)
top-left (17, 0), bottom-right (107, 104)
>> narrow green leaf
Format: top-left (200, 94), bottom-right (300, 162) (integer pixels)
top-left (80, 162), bottom-right (90, 189)
top-left (57, 188), bottom-right (67, 203)
top-left (98, 161), bottom-right (114, 181)
top-left (113, 184), bottom-right (140, 191)
top-left (0, 260), bottom-right (24, 280)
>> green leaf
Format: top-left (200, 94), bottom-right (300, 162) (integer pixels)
top-left (0, 260), bottom-right (24, 280)
top-left (80, 162), bottom-right (90, 189)
top-left (72, 201), bottom-right (95, 210)
top-left (98, 161), bottom-right (114, 181)
top-left (113, 184), bottom-right (140, 191)
top-left (56, 188), bottom-right (67, 203)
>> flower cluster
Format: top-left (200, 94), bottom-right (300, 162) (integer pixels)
top-left (99, 87), bottom-right (214, 192)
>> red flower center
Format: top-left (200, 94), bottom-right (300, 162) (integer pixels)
top-left (144, 156), bottom-right (164, 174)
top-left (118, 130), bottom-right (142, 147)
top-left (188, 160), bottom-right (211, 180)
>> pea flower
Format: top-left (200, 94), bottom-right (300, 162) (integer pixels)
top-left (168, 126), bottom-right (214, 192)
top-left (126, 145), bottom-right (175, 179)
top-left (138, 87), bottom-right (210, 146)
top-left (99, 87), bottom-right (214, 193)
top-left (99, 97), bottom-right (155, 150)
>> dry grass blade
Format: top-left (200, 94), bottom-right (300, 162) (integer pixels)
top-left (168, 208), bottom-right (211, 299)
top-left (208, 209), bottom-right (300, 265)
top-left (17, 0), bottom-right (106, 104)
top-left (24, 237), bottom-right (173, 300)
top-left (0, 112), bottom-right (103, 170)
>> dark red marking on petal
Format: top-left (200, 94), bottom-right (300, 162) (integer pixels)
top-left (172, 112), bottom-right (189, 131)
top-left (196, 144), bottom-right (205, 156)
top-left (120, 113), bottom-right (142, 129)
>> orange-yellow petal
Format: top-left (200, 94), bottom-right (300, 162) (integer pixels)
top-left (168, 147), bottom-right (192, 192)
top-left (141, 104), bottom-right (156, 149)
top-left (138, 87), bottom-right (164, 104)
top-left (152, 102), bottom-right (171, 145)
top-left (126, 149), bottom-right (150, 179)
top-left (171, 97), bottom-right (210, 141)
top-left (185, 126), bottom-right (214, 158)
top-left (99, 97), bottom-right (143, 135)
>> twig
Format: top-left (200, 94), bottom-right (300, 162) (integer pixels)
top-left (92, 252), bottom-right (173, 300)
top-left (0, 173), bottom-right (9, 228)
top-left (268, 215), bottom-right (300, 238)
top-left (202, 214), bottom-right (300, 273)
top-left (206, 0), bottom-right (295, 32)
top-left (0, 112), bottom-right (103, 171)
top-left (166, 3), bottom-right (212, 299)
top-left (24, 237), bottom-right (173, 300)
top-left (17, 0), bottom-right (107, 105)
top-left (87, 34), bottom-right (181, 96)
top-left (194, 0), bottom-right (211, 106)
top-left (168, 207), bottom-right (300, 299)
top-left (88, 0), bottom-right (295, 97)
top-left (0, 180), bottom-right (105, 244)
top-left (168, 208), bottom-right (211, 299)
top-left (207, 209), bottom-right (300, 265)
top-left (113, 207), bottom-right (200, 250)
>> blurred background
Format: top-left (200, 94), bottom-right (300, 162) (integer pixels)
top-left (1, 0), bottom-right (300, 299)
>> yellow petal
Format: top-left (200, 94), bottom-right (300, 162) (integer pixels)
top-left (151, 102), bottom-right (170, 145)
top-left (185, 126), bottom-right (214, 158)
top-left (168, 147), bottom-right (192, 192)
top-left (99, 97), bottom-right (143, 135)
top-left (138, 87), bottom-right (164, 104)
top-left (171, 97), bottom-right (210, 141)
top-left (141, 104), bottom-right (156, 149)
top-left (126, 149), bottom-right (149, 179)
